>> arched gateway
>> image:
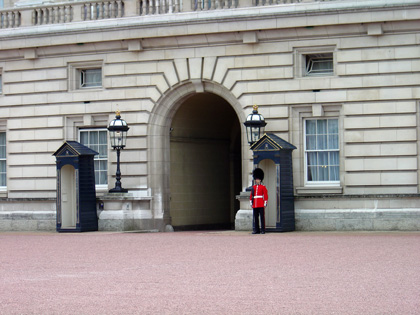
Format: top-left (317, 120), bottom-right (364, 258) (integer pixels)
top-left (148, 81), bottom-right (248, 230)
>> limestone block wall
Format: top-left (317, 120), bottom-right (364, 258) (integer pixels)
top-left (0, 1), bottom-right (419, 230)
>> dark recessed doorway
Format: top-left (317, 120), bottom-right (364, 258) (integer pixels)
top-left (169, 93), bottom-right (242, 231)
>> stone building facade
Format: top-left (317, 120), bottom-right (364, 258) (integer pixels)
top-left (0, 0), bottom-right (419, 231)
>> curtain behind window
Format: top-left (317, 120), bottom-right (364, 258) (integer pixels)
top-left (306, 119), bottom-right (339, 182)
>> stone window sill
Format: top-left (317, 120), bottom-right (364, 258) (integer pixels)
top-left (296, 186), bottom-right (343, 195)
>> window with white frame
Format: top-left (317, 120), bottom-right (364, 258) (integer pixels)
top-left (80, 68), bottom-right (102, 88)
top-left (304, 53), bottom-right (333, 76)
top-left (294, 47), bottom-right (335, 78)
top-left (68, 61), bottom-right (103, 91)
top-left (0, 132), bottom-right (6, 187)
top-left (304, 119), bottom-right (339, 184)
top-left (79, 129), bottom-right (108, 186)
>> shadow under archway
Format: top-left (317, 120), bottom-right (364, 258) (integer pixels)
top-left (170, 93), bottom-right (242, 231)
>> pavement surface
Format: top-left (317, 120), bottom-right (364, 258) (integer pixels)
top-left (0, 230), bottom-right (419, 315)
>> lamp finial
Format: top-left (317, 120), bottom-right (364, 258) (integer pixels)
top-left (253, 104), bottom-right (258, 112)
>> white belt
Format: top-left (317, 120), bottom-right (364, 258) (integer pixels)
top-left (254, 196), bottom-right (263, 198)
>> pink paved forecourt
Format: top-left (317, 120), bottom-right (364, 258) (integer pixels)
top-left (0, 230), bottom-right (419, 315)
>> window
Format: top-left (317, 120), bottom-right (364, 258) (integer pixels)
top-left (294, 47), bottom-right (335, 78)
top-left (0, 132), bottom-right (6, 187)
top-left (80, 68), bottom-right (102, 88)
top-left (0, 73), bottom-right (2, 94)
top-left (68, 61), bottom-right (103, 91)
top-left (305, 53), bottom-right (333, 76)
top-left (305, 119), bottom-right (339, 184)
top-left (80, 129), bottom-right (108, 186)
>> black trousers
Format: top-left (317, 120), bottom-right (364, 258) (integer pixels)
top-left (253, 207), bottom-right (265, 233)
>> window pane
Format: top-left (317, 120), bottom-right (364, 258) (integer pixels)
top-left (80, 132), bottom-right (88, 145)
top-left (89, 131), bottom-right (98, 145)
top-left (317, 135), bottom-right (327, 150)
top-left (0, 160), bottom-right (5, 186)
top-left (307, 166), bottom-right (317, 181)
top-left (98, 144), bottom-right (107, 158)
top-left (330, 151), bottom-right (339, 166)
top-left (318, 165), bottom-right (328, 181)
top-left (328, 134), bottom-right (338, 150)
top-left (99, 171), bottom-right (107, 185)
top-left (328, 119), bottom-right (338, 133)
top-left (330, 166), bottom-right (339, 181)
top-left (312, 59), bottom-right (333, 73)
top-left (99, 131), bottom-right (107, 144)
top-left (306, 120), bottom-right (316, 134)
top-left (307, 152), bottom-right (317, 166)
top-left (306, 135), bottom-right (316, 150)
top-left (0, 160), bottom-right (5, 172)
top-left (87, 69), bottom-right (101, 86)
top-left (0, 133), bottom-right (5, 145)
top-left (318, 151), bottom-right (328, 166)
top-left (317, 120), bottom-right (327, 134)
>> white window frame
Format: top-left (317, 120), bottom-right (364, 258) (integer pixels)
top-left (80, 68), bottom-right (102, 88)
top-left (305, 53), bottom-right (334, 77)
top-left (68, 61), bottom-right (103, 91)
top-left (294, 46), bottom-right (336, 78)
top-left (304, 118), bottom-right (340, 186)
top-left (79, 128), bottom-right (108, 190)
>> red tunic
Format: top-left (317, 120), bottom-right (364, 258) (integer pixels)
top-left (250, 184), bottom-right (268, 208)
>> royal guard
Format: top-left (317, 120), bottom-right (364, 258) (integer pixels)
top-left (250, 168), bottom-right (268, 234)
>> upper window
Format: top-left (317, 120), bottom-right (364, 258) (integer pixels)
top-left (304, 119), bottom-right (339, 184)
top-left (68, 61), bottom-right (103, 91)
top-left (294, 47), bottom-right (335, 78)
top-left (80, 68), bottom-right (102, 88)
top-left (80, 129), bottom-right (108, 186)
top-left (305, 53), bottom-right (333, 76)
top-left (0, 132), bottom-right (6, 187)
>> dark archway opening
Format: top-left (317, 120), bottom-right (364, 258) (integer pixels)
top-left (169, 93), bottom-right (242, 231)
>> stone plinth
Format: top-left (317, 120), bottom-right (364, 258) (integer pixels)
top-left (235, 191), bottom-right (252, 231)
top-left (97, 193), bottom-right (159, 232)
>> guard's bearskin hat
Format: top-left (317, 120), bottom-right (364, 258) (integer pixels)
top-left (253, 168), bottom-right (264, 181)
